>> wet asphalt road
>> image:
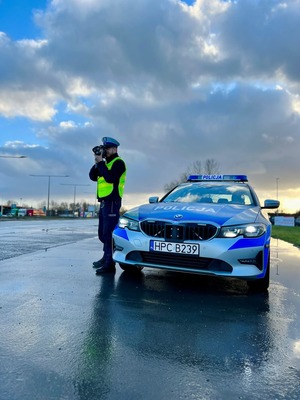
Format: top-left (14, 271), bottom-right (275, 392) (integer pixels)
top-left (0, 219), bottom-right (97, 261)
top-left (0, 219), bottom-right (300, 400)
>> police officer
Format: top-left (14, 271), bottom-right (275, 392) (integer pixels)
top-left (89, 137), bottom-right (126, 274)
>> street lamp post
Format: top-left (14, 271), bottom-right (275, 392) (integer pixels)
top-left (30, 175), bottom-right (69, 216)
top-left (61, 184), bottom-right (90, 215)
top-left (275, 177), bottom-right (279, 215)
top-left (0, 155), bottom-right (27, 158)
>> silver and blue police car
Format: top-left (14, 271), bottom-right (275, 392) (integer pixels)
top-left (113, 175), bottom-right (280, 291)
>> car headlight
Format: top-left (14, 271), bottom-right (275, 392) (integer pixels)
top-left (118, 216), bottom-right (140, 231)
top-left (219, 223), bottom-right (266, 238)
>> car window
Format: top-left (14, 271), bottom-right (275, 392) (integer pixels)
top-left (162, 183), bottom-right (255, 205)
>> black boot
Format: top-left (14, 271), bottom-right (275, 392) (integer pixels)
top-left (93, 256), bottom-right (105, 268)
top-left (95, 262), bottom-right (116, 275)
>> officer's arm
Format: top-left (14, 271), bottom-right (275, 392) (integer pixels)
top-left (89, 165), bottom-right (101, 181)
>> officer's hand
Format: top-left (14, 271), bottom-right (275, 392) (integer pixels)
top-left (95, 154), bottom-right (103, 163)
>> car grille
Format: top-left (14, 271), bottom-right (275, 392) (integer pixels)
top-left (140, 221), bottom-right (218, 241)
top-left (126, 251), bottom-right (232, 272)
top-left (128, 251), bottom-right (212, 270)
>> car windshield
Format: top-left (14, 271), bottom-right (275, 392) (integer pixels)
top-left (161, 182), bottom-right (255, 206)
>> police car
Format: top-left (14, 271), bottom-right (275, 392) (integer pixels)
top-left (113, 175), bottom-right (280, 291)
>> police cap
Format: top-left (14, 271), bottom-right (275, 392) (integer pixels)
top-left (102, 137), bottom-right (120, 148)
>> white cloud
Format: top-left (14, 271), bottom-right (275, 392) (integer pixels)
top-left (293, 340), bottom-right (300, 357)
top-left (0, 89), bottom-right (57, 121)
top-left (4, 141), bottom-right (40, 149)
top-left (59, 121), bottom-right (77, 128)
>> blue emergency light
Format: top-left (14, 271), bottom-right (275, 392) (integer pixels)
top-left (187, 174), bottom-right (248, 182)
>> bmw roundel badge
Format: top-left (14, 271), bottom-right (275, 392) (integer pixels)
top-left (174, 214), bottom-right (183, 220)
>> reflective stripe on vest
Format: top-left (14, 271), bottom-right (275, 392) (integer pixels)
top-left (97, 157), bottom-right (126, 198)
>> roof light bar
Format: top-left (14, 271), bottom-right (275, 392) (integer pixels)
top-left (187, 174), bottom-right (248, 182)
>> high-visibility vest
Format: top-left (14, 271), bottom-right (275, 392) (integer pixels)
top-left (97, 157), bottom-right (126, 199)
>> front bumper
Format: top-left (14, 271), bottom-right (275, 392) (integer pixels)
top-left (113, 227), bottom-right (270, 279)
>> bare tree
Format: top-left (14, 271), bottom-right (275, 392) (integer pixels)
top-left (203, 159), bottom-right (220, 175)
top-left (164, 159), bottom-right (220, 192)
top-left (6, 200), bottom-right (16, 206)
top-left (186, 160), bottom-right (202, 177)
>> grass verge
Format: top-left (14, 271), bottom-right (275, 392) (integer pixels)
top-left (271, 226), bottom-right (300, 247)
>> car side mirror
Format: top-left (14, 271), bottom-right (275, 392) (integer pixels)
top-left (262, 199), bottom-right (280, 209)
top-left (149, 196), bottom-right (159, 204)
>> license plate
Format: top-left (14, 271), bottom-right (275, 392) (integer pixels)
top-left (150, 241), bottom-right (200, 255)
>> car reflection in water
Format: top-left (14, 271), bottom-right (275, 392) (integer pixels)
top-left (114, 272), bottom-right (272, 372)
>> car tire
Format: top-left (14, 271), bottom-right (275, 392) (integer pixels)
top-left (119, 263), bottom-right (144, 273)
top-left (247, 258), bottom-right (270, 292)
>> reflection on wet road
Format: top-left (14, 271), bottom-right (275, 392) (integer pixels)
top-left (0, 220), bottom-right (299, 399)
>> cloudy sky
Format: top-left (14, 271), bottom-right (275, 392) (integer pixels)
top-left (0, 0), bottom-right (300, 212)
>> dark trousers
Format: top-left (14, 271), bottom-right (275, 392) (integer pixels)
top-left (98, 199), bottom-right (121, 264)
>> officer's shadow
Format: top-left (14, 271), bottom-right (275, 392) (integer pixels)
top-left (73, 274), bottom-right (117, 400)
